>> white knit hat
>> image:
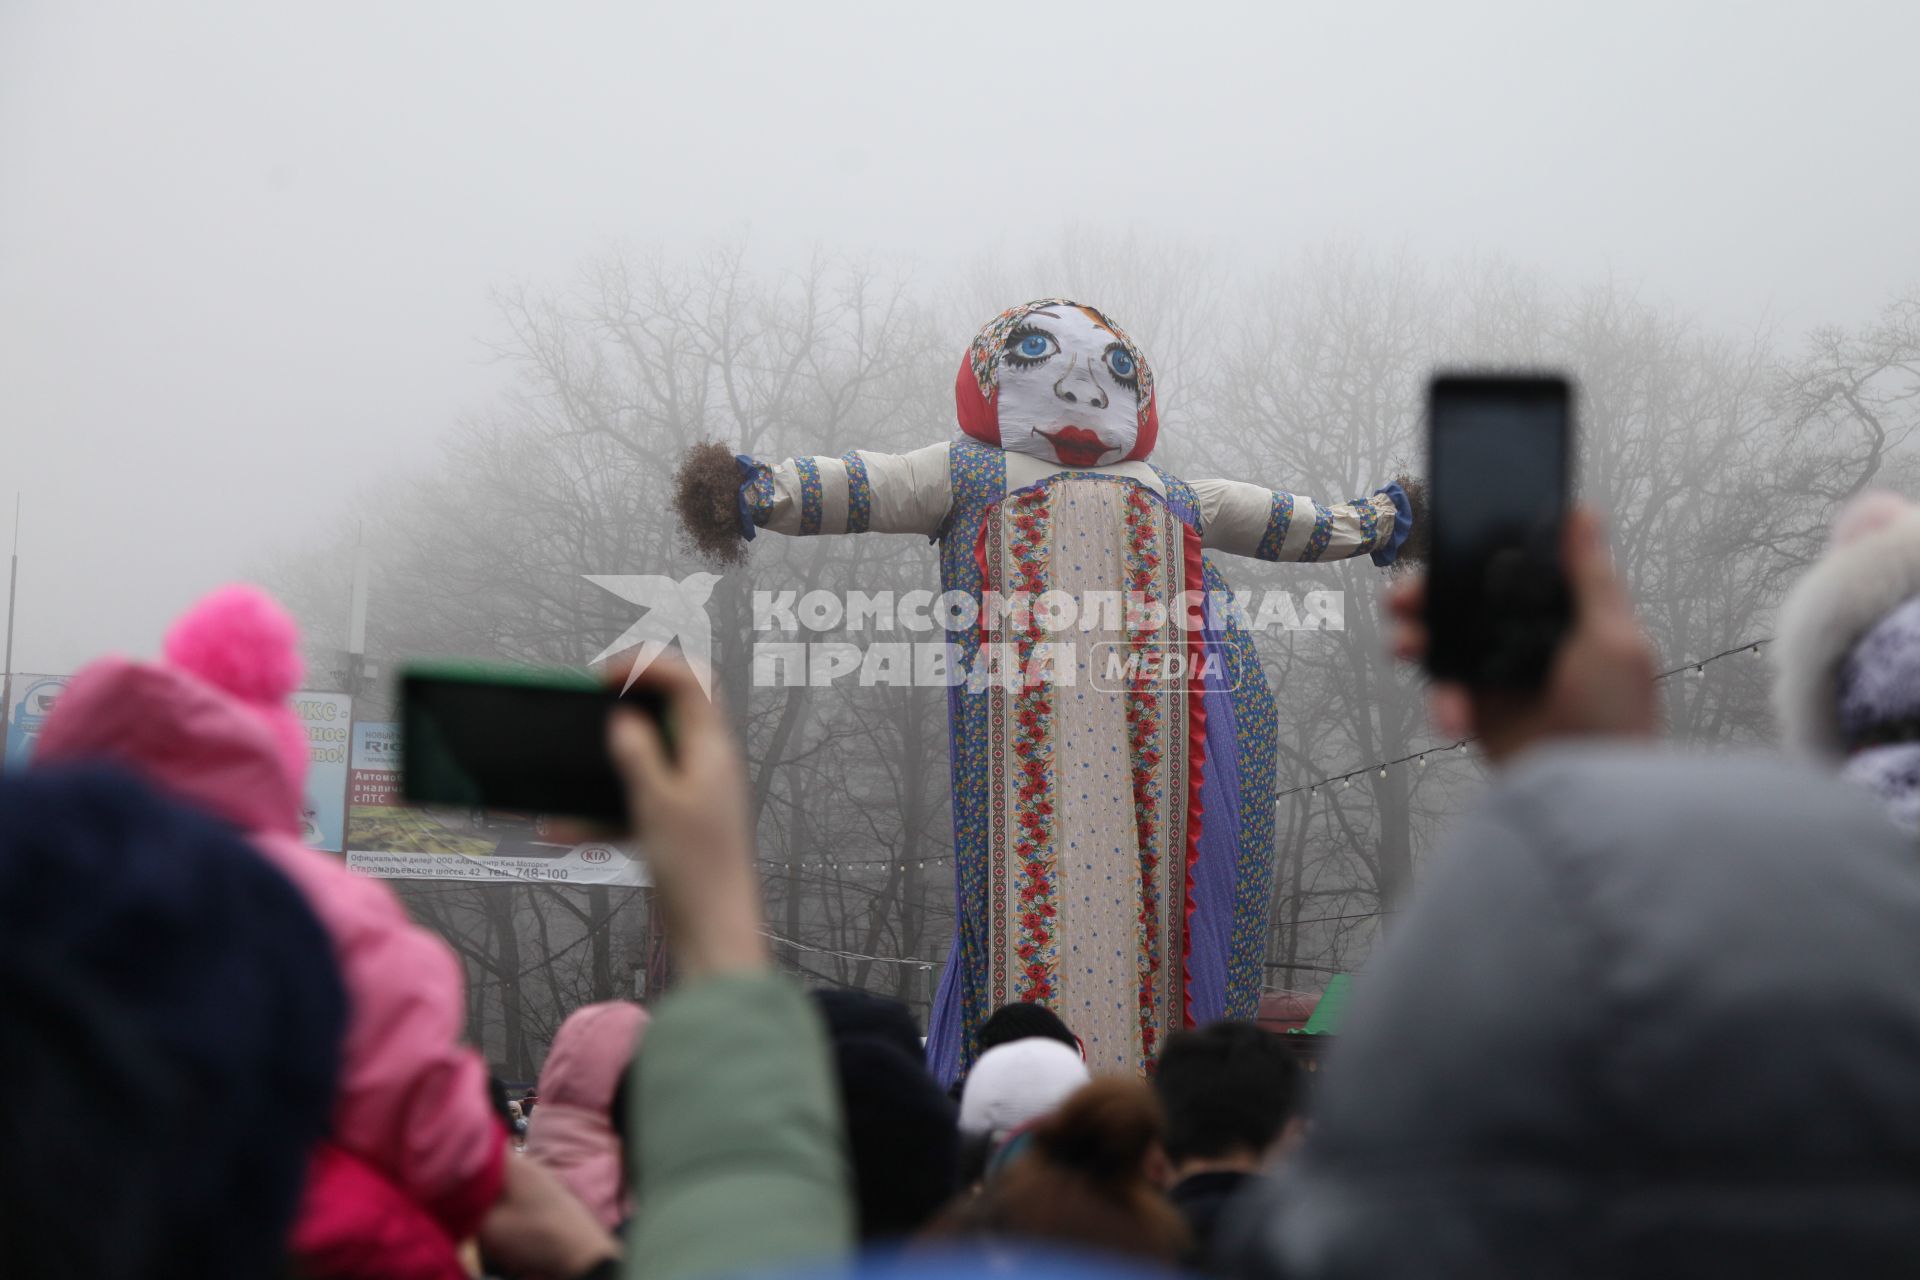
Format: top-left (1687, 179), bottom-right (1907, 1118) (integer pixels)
top-left (957, 1038), bottom-right (1091, 1140)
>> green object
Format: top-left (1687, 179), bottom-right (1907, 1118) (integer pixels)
top-left (1295, 973), bottom-right (1353, 1035)
top-left (629, 971), bottom-right (855, 1279)
top-left (400, 658), bottom-right (607, 691)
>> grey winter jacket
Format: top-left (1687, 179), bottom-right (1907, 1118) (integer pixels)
top-left (1230, 745), bottom-right (1920, 1279)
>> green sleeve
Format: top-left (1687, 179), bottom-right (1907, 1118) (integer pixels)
top-left (627, 970), bottom-right (853, 1280)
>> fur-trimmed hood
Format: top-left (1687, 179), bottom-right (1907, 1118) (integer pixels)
top-left (1772, 491), bottom-right (1920, 758)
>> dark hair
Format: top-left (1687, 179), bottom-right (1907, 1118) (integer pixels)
top-left (1153, 1021), bottom-right (1301, 1163)
top-left (977, 1002), bottom-right (1078, 1056)
top-left (808, 990), bottom-right (958, 1239)
top-left (487, 1074), bottom-right (516, 1129)
top-left (814, 987), bottom-right (925, 1062)
top-left (927, 1079), bottom-right (1187, 1263)
top-left (832, 1037), bottom-right (961, 1239)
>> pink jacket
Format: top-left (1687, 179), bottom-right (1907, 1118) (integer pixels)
top-left (526, 1000), bottom-right (649, 1230)
top-left (36, 659), bottom-right (507, 1241)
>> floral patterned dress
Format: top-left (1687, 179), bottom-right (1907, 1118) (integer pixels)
top-left (737, 438), bottom-right (1408, 1078)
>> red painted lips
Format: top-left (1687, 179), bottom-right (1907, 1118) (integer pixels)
top-left (1039, 426), bottom-right (1110, 468)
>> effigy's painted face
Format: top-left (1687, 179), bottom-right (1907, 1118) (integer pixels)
top-left (993, 304), bottom-right (1143, 468)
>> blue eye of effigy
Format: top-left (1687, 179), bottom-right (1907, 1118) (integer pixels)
top-left (1107, 347), bottom-right (1136, 378)
top-left (1003, 325), bottom-right (1059, 366)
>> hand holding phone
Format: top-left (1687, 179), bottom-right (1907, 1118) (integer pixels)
top-left (605, 658), bottom-right (769, 979)
top-left (1393, 515), bottom-right (1658, 768)
top-left (1407, 375), bottom-right (1658, 762)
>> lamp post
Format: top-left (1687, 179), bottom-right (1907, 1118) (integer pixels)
top-left (1, 497), bottom-right (20, 770)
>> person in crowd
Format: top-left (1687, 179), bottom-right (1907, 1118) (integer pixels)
top-left (944, 1000), bottom-right (1083, 1105)
top-left (608, 656), bottom-right (855, 1279)
top-left (0, 766), bottom-right (345, 1279)
top-left (812, 989), bottom-right (962, 1241)
top-left (975, 1000), bottom-right (1083, 1058)
top-left (33, 585), bottom-right (615, 1279)
top-left (526, 1001), bottom-right (650, 1233)
top-left (955, 1037), bottom-right (1092, 1183)
top-left (928, 1079), bottom-right (1188, 1264)
top-left (1225, 509), bottom-right (1920, 1277)
top-left (1773, 488), bottom-right (1920, 832)
top-left (491, 1076), bottom-right (531, 1149)
top-left (489, 1076), bottom-right (516, 1127)
top-left (1153, 1022), bottom-right (1303, 1270)
top-left (816, 987), bottom-right (927, 1056)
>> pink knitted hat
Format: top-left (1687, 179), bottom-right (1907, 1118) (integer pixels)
top-left (162, 585), bottom-right (311, 791)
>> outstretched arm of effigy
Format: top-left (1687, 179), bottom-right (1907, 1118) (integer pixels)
top-left (674, 440), bottom-right (953, 562)
top-left (739, 441), bottom-right (953, 538)
top-left (1189, 476), bottom-right (1420, 567)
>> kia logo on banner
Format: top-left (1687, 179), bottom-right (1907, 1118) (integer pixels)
top-left (578, 845), bottom-right (615, 865)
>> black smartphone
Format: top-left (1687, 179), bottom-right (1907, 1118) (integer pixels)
top-left (399, 662), bottom-right (669, 827)
top-left (1424, 374), bottom-right (1573, 690)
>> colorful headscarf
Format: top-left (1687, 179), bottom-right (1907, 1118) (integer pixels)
top-left (953, 298), bottom-right (1160, 463)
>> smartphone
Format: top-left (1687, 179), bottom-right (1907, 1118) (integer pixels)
top-left (1424, 374), bottom-right (1573, 690)
top-left (399, 662), bottom-right (669, 827)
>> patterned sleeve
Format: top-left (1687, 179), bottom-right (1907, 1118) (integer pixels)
top-left (736, 441), bottom-right (952, 540)
top-left (1189, 477), bottom-right (1409, 565)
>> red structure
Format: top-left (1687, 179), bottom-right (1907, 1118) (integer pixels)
top-left (1257, 989), bottom-right (1319, 1034)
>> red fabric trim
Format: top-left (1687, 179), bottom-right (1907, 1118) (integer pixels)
top-left (981, 510), bottom-right (1009, 1010)
top-left (1121, 392), bottom-right (1161, 462)
top-left (973, 516), bottom-right (994, 648)
top-left (954, 353), bottom-right (1001, 447)
top-left (427, 1119), bottom-right (508, 1243)
top-left (954, 348), bottom-right (1158, 461)
top-left (1178, 524), bottom-right (1209, 1029)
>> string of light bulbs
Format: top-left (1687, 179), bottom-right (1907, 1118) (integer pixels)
top-left (1276, 636), bottom-right (1772, 801)
top-left (741, 637), bottom-right (1780, 1008)
top-left (762, 904), bottom-right (1391, 975)
top-left (761, 854), bottom-right (954, 872)
top-left (748, 635), bottom-right (1773, 865)
top-left (761, 926), bottom-right (940, 971)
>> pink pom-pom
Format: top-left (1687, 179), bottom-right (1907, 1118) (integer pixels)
top-left (1832, 490), bottom-right (1918, 549)
top-left (163, 585), bottom-right (306, 705)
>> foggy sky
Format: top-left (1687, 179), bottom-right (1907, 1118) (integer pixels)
top-left (3, 0), bottom-right (1916, 674)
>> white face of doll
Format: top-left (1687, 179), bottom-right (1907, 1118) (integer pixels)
top-left (994, 305), bottom-right (1142, 468)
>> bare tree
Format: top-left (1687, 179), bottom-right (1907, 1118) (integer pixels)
top-left (269, 238), bottom-right (1920, 1064)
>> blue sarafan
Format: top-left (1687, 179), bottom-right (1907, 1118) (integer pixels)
top-left (725, 298), bottom-right (1413, 1082)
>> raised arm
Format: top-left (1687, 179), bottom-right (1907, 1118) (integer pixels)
top-left (674, 440), bottom-right (952, 561)
top-left (1190, 478), bottom-right (1416, 566)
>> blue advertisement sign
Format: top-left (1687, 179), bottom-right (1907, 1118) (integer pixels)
top-left (293, 691), bottom-right (352, 853)
top-left (4, 674), bottom-right (69, 769)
